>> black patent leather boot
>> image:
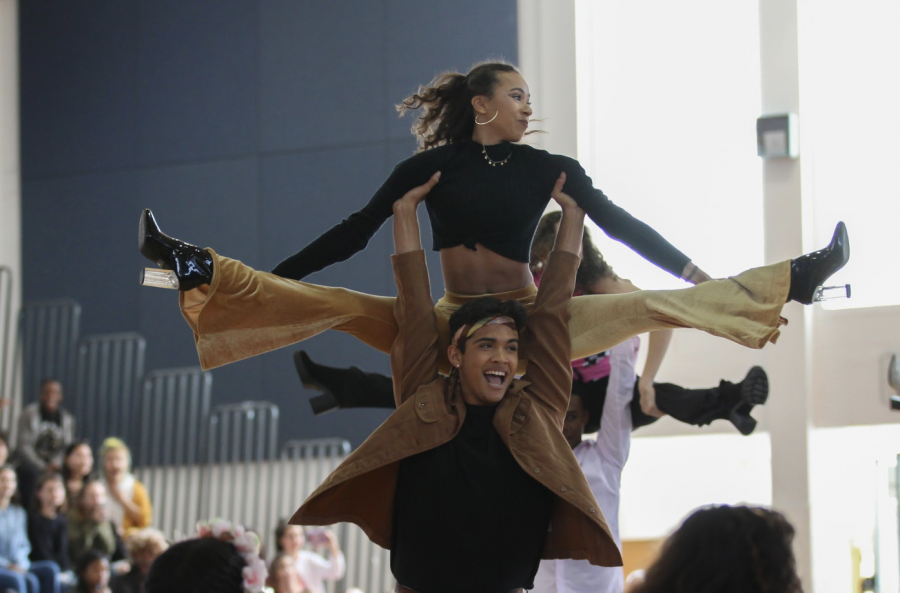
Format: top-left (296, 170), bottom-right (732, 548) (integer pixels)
top-left (138, 209), bottom-right (214, 291)
top-left (788, 221), bottom-right (850, 305)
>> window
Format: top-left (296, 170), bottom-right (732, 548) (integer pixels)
top-left (575, 0), bottom-right (764, 289)
top-left (799, 1), bottom-right (900, 310)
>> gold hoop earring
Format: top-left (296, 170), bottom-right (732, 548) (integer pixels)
top-left (474, 111), bottom-right (498, 125)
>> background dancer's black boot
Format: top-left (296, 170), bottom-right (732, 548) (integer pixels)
top-left (293, 350), bottom-right (395, 415)
top-left (788, 221), bottom-right (850, 304)
top-left (139, 209), bottom-right (214, 291)
top-left (638, 367), bottom-right (769, 435)
top-left (712, 366), bottom-right (768, 435)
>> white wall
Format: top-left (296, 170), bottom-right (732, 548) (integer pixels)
top-left (0, 0), bottom-right (21, 431)
top-left (516, 0), bottom-right (577, 158)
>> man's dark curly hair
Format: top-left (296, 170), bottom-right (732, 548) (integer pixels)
top-left (635, 505), bottom-right (803, 593)
top-left (448, 297), bottom-right (527, 353)
top-left (145, 537), bottom-right (246, 593)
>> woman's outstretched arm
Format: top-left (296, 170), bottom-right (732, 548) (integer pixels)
top-left (555, 156), bottom-right (711, 283)
top-left (272, 153), bottom-right (441, 280)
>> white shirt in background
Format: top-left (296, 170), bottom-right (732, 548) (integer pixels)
top-left (532, 338), bottom-right (638, 593)
top-left (295, 549), bottom-right (346, 593)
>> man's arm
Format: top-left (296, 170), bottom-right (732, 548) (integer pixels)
top-left (390, 173), bottom-right (442, 406)
top-left (637, 329), bottom-right (672, 417)
top-left (521, 174), bottom-right (585, 418)
top-left (598, 340), bottom-right (638, 470)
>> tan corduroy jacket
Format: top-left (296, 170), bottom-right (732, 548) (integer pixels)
top-left (290, 248), bottom-right (622, 568)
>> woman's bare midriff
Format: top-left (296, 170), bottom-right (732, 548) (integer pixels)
top-left (440, 244), bottom-right (534, 295)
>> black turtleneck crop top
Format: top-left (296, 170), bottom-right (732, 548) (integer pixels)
top-left (271, 140), bottom-right (691, 280)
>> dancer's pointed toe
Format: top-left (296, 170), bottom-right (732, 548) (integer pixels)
top-left (138, 209), bottom-right (213, 291)
top-left (789, 221), bottom-right (850, 305)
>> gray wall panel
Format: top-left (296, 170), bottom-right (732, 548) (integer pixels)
top-left (137, 1), bottom-right (259, 165)
top-left (259, 1), bottom-right (387, 152)
top-left (21, 172), bottom-right (142, 335)
top-left (19, 2), bottom-right (140, 177)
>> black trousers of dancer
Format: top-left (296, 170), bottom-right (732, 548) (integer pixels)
top-left (295, 352), bottom-right (760, 433)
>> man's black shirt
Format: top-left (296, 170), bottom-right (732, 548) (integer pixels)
top-left (391, 402), bottom-right (554, 593)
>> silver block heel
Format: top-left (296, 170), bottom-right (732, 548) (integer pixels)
top-left (811, 284), bottom-right (851, 302)
top-left (141, 268), bottom-right (180, 290)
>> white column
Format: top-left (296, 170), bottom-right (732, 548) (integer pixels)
top-left (0, 0), bottom-right (21, 428)
top-left (517, 0), bottom-right (578, 158)
top-left (758, 0), bottom-right (814, 589)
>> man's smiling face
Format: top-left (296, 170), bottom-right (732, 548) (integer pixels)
top-left (450, 324), bottom-right (519, 406)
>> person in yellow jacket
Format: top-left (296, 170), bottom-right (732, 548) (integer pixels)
top-left (99, 438), bottom-right (152, 535)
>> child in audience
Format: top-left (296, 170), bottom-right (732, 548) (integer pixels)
top-left (633, 505), bottom-right (803, 593)
top-left (28, 472), bottom-right (74, 587)
top-left (110, 528), bottom-right (167, 593)
top-left (274, 521), bottom-right (344, 593)
top-left (62, 442), bottom-right (93, 507)
top-left (0, 464), bottom-right (60, 593)
top-left (0, 431), bottom-right (11, 467)
top-left (66, 479), bottom-right (127, 572)
top-left (266, 553), bottom-right (310, 593)
top-left (74, 551), bottom-right (111, 593)
top-left (99, 439), bottom-right (151, 536)
top-left (144, 519), bottom-right (266, 593)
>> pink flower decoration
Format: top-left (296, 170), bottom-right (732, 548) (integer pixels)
top-left (233, 532), bottom-right (259, 555)
top-left (241, 557), bottom-right (267, 593)
top-left (195, 518), bottom-right (266, 593)
top-left (196, 521), bottom-right (213, 538)
top-left (210, 518), bottom-right (234, 540)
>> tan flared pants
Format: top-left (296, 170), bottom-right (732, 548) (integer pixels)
top-left (179, 249), bottom-right (791, 373)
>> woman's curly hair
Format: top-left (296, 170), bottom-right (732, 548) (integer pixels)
top-left (635, 505), bottom-right (803, 593)
top-left (397, 60), bottom-right (537, 152)
top-left (530, 210), bottom-right (612, 291)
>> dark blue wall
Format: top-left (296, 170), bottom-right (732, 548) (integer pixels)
top-left (19, 1), bottom-right (517, 448)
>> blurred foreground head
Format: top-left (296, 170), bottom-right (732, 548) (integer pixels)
top-left (635, 505), bottom-right (803, 593)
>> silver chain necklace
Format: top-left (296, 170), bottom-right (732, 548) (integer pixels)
top-left (481, 143), bottom-right (512, 167)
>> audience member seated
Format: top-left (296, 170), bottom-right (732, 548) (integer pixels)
top-left (67, 478), bottom-right (127, 573)
top-left (74, 550), bottom-right (111, 593)
top-left (99, 439), bottom-right (151, 536)
top-left (274, 521), bottom-right (345, 593)
top-left (0, 464), bottom-right (61, 593)
top-left (267, 553), bottom-right (311, 593)
top-left (0, 431), bottom-right (11, 467)
top-left (110, 528), bottom-right (167, 593)
top-left (28, 472), bottom-right (74, 588)
top-left (632, 505), bottom-right (803, 593)
top-left (13, 379), bottom-right (76, 506)
top-left (62, 441), bottom-right (93, 506)
top-left (144, 519), bottom-right (266, 593)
